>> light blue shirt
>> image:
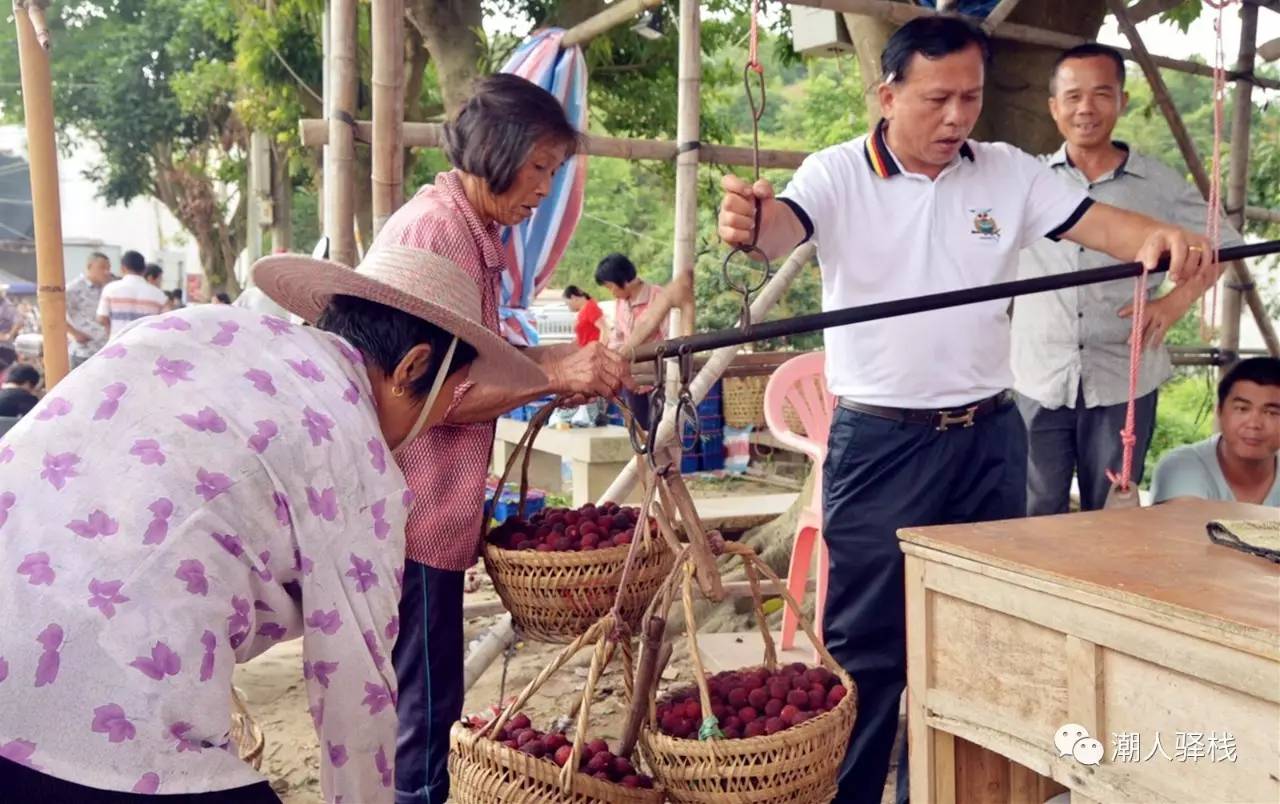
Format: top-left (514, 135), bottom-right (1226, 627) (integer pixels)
top-left (1151, 435), bottom-right (1280, 507)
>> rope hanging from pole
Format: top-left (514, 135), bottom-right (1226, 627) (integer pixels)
top-left (1201, 0), bottom-right (1234, 338)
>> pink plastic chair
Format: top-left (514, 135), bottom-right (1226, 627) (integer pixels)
top-left (762, 352), bottom-right (834, 659)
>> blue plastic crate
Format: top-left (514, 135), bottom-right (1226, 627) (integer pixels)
top-left (699, 434), bottom-right (726, 472)
top-left (485, 485), bottom-right (546, 524)
top-left (680, 452), bottom-right (701, 474)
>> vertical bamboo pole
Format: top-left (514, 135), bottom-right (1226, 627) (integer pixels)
top-left (371, 0), bottom-right (405, 236)
top-left (14, 2), bottom-right (69, 387)
top-left (270, 142), bottom-right (293, 252)
top-left (669, 0), bottom-right (700, 339)
top-left (1219, 2), bottom-right (1257, 368)
top-left (325, 0), bottom-right (358, 265)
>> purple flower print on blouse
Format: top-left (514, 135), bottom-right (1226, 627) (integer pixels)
top-left (148, 316), bottom-right (190, 332)
top-left (210, 531), bottom-right (244, 558)
top-left (371, 499), bottom-right (391, 540)
top-left (91, 704), bottom-right (136, 743)
top-left (41, 452), bottom-right (81, 490)
top-left (307, 487), bottom-right (338, 521)
top-left (211, 320), bottom-right (239, 346)
top-left (385, 616), bottom-right (399, 641)
top-left (129, 641), bottom-right (181, 681)
top-left (153, 357), bottom-right (194, 387)
top-left (286, 358), bottom-right (325, 383)
top-left (175, 560), bottom-right (208, 596)
top-left (0, 444), bottom-right (13, 464)
top-left (178, 407), bottom-right (227, 434)
top-left (254, 600), bottom-right (274, 613)
top-left (345, 554), bottom-right (378, 592)
top-left (251, 550), bottom-right (273, 583)
top-left (35, 397), bottom-right (71, 421)
top-left (143, 498), bottom-right (174, 545)
top-left (194, 469), bottom-right (232, 502)
top-left (244, 369), bottom-right (277, 396)
top-left (335, 341), bottom-right (363, 366)
top-left (376, 745), bottom-right (392, 788)
top-left (130, 439), bottom-right (165, 466)
top-left (301, 407), bottom-right (335, 446)
top-left (342, 380), bottom-right (360, 404)
top-left (306, 609), bottom-right (342, 636)
top-left (261, 315), bottom-right (292, 336)
top-left (0, 740), bottom-right (37, 769)
top-left (327, 741), bottom-right (348, 768)
top-left (199, 630), bottom-right (216, 682)
top-left (227, 597), bottom-right (251, 649)
top-left (93, 383), bottom-right (127, 421)
top-left (247, 420), bottom-right (279, 454)
top-left (87, 579), bottom-right (129, 619)
top-left (363, 630), bottom-right (385, 670)
top-left (34, 624), bottom-right (63, 687)
top-left (100, 343), bottom-right (126, 359)
top-left (362, 682), bottom-right (394, 715)
top-left (133, 773), bottom-right (160, 794)
top-left (293, 548), bottom-right (313, 576)
top-left (394, 566), bottom-right (405, 591)
top-left (170, 722), bottom-right (202, 753)
top-left (17, 552), bottom-right (53, 586)
top-left (67, 509), bottom-right (119, 540)
top-left (303, 660), bottom-right (339, 689)
top-left (0, 491), bottom-right (16, 529)
top-left (367, 438), bottom-right (387, 474)
top-left (402, 489), bottom-right (416, 510)
top-left (0, 656), bottom-right (8, 683)
top-left (256, 622), bottom-right (287, 641)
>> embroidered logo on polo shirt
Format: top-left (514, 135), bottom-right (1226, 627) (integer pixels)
top-left (969, 209), bottom-right (1001, 242)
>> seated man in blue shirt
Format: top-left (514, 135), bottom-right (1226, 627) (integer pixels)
top-left (1152, 357), bottom-right (1280, 506)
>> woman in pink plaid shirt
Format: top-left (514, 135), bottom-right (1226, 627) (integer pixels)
top-left (370, 75), bottom-right (631, 803)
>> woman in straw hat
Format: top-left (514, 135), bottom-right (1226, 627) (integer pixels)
top-left (0, 245), bottom-right (542, 803)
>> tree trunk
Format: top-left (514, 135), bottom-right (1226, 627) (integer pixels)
top-left (407, 0), bottom-right (485, 116)
top-left (270, 140), bottom-right (293, 253)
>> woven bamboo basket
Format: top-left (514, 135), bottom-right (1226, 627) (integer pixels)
top-left (722, 376), bottom-right (767, 429)
top-left (483, 401), bottom-right (675, 643)
top-left (229, 686), bottom-right (264, 770)
top-left (638, 543), bottom-right (857, 803)
top-left (450, 616), bottom-right (666, 803)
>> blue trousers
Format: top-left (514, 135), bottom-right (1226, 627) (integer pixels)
top-left (823, 402), bottom-right (1027, 804)
top-left (393, 561), bottom-right (464, 804)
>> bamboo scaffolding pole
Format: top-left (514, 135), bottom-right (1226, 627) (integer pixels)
top-left (324, 0), bottom-right (358, 266)
top-left (14, 0), bottom-right (69, 388)
top-left (789, 0), bottom-right (1280, 90)
top-left (669, 0), bottom-right (700, 339)
top-left (560, 0), bottom-right (664, 48)
top-left (981, 0), bottom-right (1024, 32)
top-left (1220, 2), bottom-right (1258, 368)
top-left (1108, 0), bottom-right (1279, 358)
top-left (371, 0), bottom-right (404, 236)
top-left (597, 244), bottom-right (815, 505)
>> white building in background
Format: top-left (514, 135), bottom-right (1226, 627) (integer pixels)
top-left (0, 125), bottom-right (201, 295)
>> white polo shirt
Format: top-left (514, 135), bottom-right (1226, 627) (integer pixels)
top-left (779, 121), bottom-right (1091, 409)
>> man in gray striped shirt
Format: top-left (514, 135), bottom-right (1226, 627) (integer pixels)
top-left (1012, 43), bottom-right (1242, 514)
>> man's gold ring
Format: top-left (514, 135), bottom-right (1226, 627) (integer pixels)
top-left (1188, 245), bottom-right (1203, 253)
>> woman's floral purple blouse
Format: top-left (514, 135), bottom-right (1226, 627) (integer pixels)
top-left (0, 305), bottom-right (410, 802)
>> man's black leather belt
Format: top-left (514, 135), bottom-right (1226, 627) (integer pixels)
top-left (837, 390), bottom-right (1014, 432)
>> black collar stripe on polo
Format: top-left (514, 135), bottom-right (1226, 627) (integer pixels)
top-left (864, 120), bottom-right (975, 178)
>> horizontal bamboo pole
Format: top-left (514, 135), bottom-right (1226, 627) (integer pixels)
top-left (790, 0), bottom-right (1280, 91)
top-left (561, 0), bottom-right (664, 48)
top-left (298, 119), bottom-right (808, 169)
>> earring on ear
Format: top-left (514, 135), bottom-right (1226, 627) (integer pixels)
top-left (392, 385), bottom-right (405, 398)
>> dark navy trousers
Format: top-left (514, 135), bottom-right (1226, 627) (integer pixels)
top-left (393, 561), bottom-right (465, 804)
top-left (822, 402), bottom-right (1027, 804)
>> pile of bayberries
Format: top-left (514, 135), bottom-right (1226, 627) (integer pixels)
top-left (655, 663), bottom-right (847, 740)
top-left (487, 503), bottom-right (647, 552)
top-left (470, 711), bottom-right (656, 788)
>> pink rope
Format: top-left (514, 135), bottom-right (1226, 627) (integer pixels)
top-left (1201, 0), bottom-right (1234, 336)
top-left (1106, 263), bottom-right (1150, 492)
top-left (747, 0), bottom-right (763, 73)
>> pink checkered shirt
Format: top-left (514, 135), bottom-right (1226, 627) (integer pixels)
top-left (372, 170), bottom-right (503, 570)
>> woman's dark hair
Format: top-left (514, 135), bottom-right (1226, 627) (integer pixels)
top-left (594, 253), bottom-right (637, 287)
top-left (881, 15), bottom-right (991, 84)
top-left (4, 364), bottom-right (39, 387)
top-left (315, 294), bottom-right (478, 399)
top-left (1050, 43), bottom-right (1126, 94)
top-left (214, 292), bottom-right (232, 304)
top-left (443, 74), bottom-right (581, 194)
top-left (144, 263), bottom-right (164, 282)
top-left (563, 285), bottom-right (590, 300)
top-left (1218, 357), bottom-right (1280, 408)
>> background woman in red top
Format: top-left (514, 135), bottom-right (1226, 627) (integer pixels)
top-left (564, 285), bottom-right (607, 347)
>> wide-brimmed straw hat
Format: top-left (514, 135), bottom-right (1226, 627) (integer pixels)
top-left (253, 245), bottom-right (546, 390)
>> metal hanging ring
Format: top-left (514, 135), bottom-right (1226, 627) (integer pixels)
top-left (721, 243), bottom-right (772, 330)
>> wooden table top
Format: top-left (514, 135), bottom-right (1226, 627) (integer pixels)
top-left (899, 499), bottom-right (1280, 637)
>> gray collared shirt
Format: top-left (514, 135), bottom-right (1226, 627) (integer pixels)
top-left (1012, 143), bottom-right (1243, 409)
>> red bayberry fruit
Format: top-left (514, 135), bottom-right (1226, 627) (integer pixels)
top-left (615, 531), bottom-right (633, 545)
top-left (765, 717), bottom-right (786, 735)
top-left (780, 704), bottom-right (800, 724)
top-left (808, 688), bottom-right (826, 710)
top-left (723, 725), bottom-right (742, 739)
top-left (586, 739), bottom-right (609, 756)
top-left (682, 700), bottom-right (700, 720)
top-left (535, 543), bottom-right (553, 552)
top-left (613, 757), bottom-right (635, 777)
top-left (621, 775), bottom-right (641, 788)
top-left (553, 745), bottom-right (573, 767)
top-left (520, 739), bottom-right (547, 758)
top-left (587, 751), bottom-right (613, 773)
top-left (768, 680), bottom-right (790, 700)
top-left (827, 685), bottom-right (847, 707)
top-left (502, 739), bottom-right (520, 750)
top-left (804, 668), bottom-right (831, 687)
top-left (675, 718), bottom-right (695, 738)
top-left (747, 687), bottom-right (768, 710)
top-left (564, 511), bottom-right (580, 526)
top-left (787, 662), bottom-right (807, 675)
top-left (787, 689), bottom-right (810, 708)
top-left (515, 729), bottom-right (538, 747)
top-left (544, 733), bottom-right (568, 751)
top-left (737, 707), bottom-right (757, 723)
top-left (727, 687), bottom-right (749, 708)
top-left (660, 713), bottom-right (681, 734)
top-left (744, 720), bottom-right (766, 738)
top-left (764, 699), bottom-right (783, 718)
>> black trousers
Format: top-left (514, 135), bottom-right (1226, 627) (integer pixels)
top-left (822, 402), bottom-right (1027, 804)
top-left (0, 757), bottom-right (280, 803)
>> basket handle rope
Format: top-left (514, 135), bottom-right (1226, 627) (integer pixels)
top-left (482, 397), bottom-right (565, 539)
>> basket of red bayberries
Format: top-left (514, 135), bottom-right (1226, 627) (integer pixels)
top-left (638, 542), bottom-right (857, 803)
top-left (450, 616), bottom-right (665, 803)
top-left (483, 404), bottom-right (675, 643)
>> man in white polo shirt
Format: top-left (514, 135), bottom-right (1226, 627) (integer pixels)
top-left (717, 17), bottom-right (1211, 804)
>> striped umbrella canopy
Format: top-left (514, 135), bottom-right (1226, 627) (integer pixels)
top-left (497, 28), bottom-right (589, 346)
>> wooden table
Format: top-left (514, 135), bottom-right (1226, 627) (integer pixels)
top-left (900, 499), bottom-right (1279, 803)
